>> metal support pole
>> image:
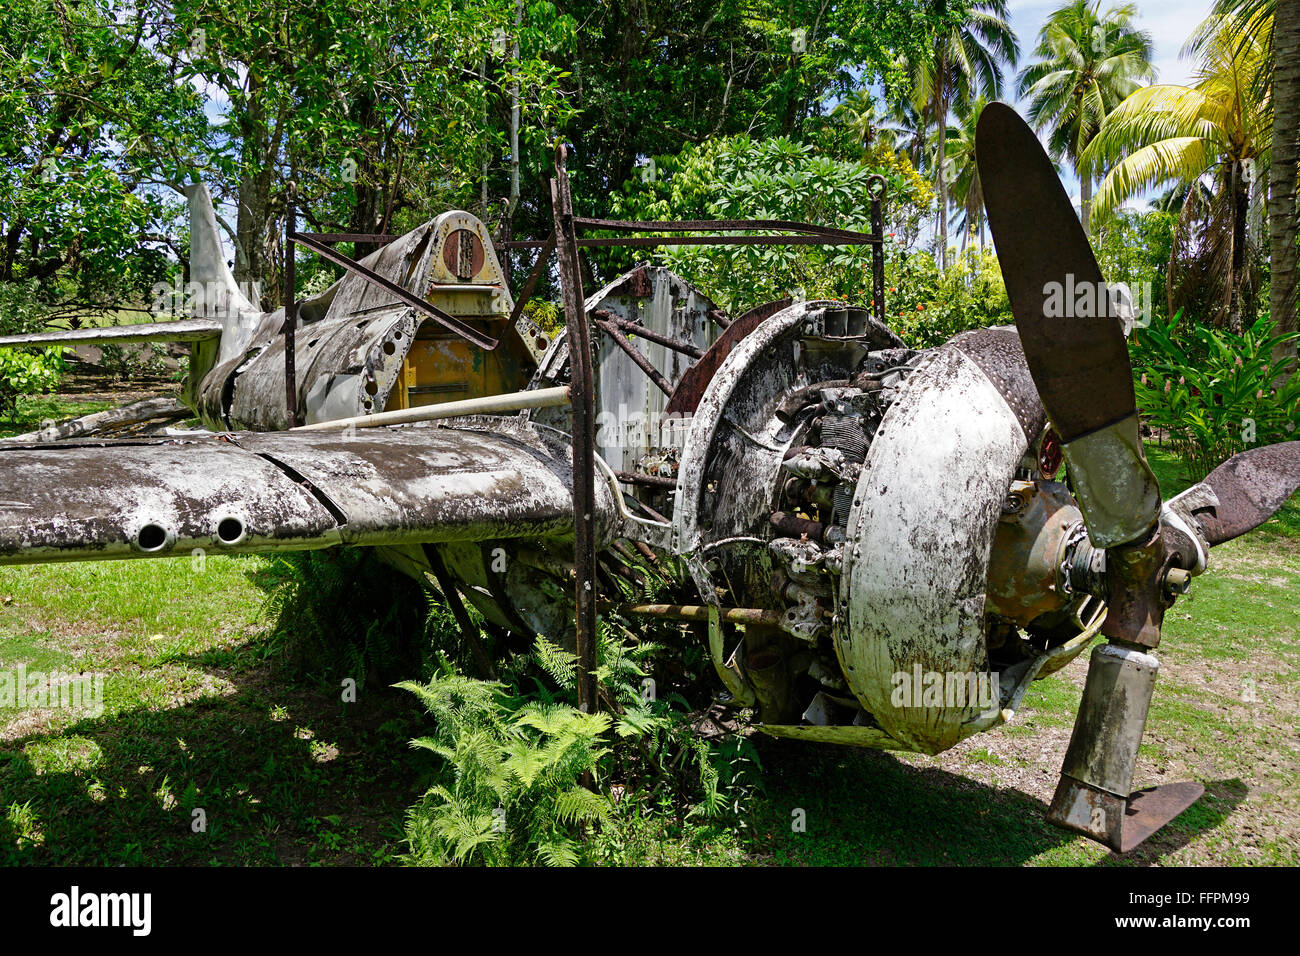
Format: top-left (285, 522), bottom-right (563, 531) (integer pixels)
top-left (869, 174), bottom-right (887, 328)
top-left (551, 144), bottom-right (599, 717)
top-left (284, 181), bottom-right (299, 427)
top-left (592, 309), bottom-right (704, 358)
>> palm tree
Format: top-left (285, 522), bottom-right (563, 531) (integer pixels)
top-left (944, 98), bottom-right (988, 251)
top-left (1017, 1), bottom-right (1155, 237)
top-left (1082, 14), bottom-right (1272, 331)
top-left (831, 89), bottom-right (894, 156)
top-left (906, 0), bottom-right (1019, 269)
top-left (883, 96), bottom-right (928, 171)
top-left (1265, 0), bottom-right (1298, 350)
top-left (1210, 0), bottom-right (1296, 352)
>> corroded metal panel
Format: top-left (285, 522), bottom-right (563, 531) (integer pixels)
top-left (236, 421), bottom-right (610, 546)
top-left (588, 267), bottom-right (719, 474)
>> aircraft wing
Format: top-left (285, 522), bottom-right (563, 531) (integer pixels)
top-left (0, 420), bottom-right (598, 566)
top-left (0, 318), bottom-right (223, 349)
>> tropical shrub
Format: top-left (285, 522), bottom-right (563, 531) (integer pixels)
top-left (260, 548), bottom-right (436, 687)
top-left (1131, 312), bottom-right (1300, 480)
top-left (0, 348), bottom-right (66, 421)
top-left (0, 279), bottom-right (66, 419)
top-left (401, 617), bottom-right (762, 867)
top-left (885, 248), bottom-right (1014, 348)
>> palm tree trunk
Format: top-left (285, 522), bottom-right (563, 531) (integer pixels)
top-left (936, 125), bottom-right (948, 270)
top-left (1270, 0), bottom-right (1300, 368)
top-left (1228, 159), bottom-right (1249, 334)
top-left (1080, 171), bottom-right (1091, 237)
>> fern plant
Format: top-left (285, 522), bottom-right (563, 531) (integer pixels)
top-left (398, 672), bottom-right (612, 866)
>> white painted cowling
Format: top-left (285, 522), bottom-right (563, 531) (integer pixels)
top-left (836, 343), bottom-right (1029, 753)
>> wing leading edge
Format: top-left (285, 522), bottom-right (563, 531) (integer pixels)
top-left (0, 420), bottom-right (603, 566)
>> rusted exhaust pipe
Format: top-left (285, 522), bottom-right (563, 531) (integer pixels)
top-left (293, 386), bottom-right (570, 431)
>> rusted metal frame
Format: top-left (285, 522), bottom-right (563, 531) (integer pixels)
top-left (614, 470), bottom-right (676, 489)
top-left (868, 175), bottom-right (887, 328)
top-left (283, 183), bottom-right (300, 426)
top-left (708, 308), bottom-right (732, 329)
top-left (423, 545), bottom-right (497, 680)
top-left (508, 232), bottom-right (557, 327)
top-left (300, 232), bottom-right (398, 244)
top-left (625, 495), bottom-right (670, 523)
top-left (290, 231), bottom-right (498, 351)
top-left (501, 235), bottom-right (879, 250)
top-left (591, 308), bottom-right (704, 359)
top-left (571, 217), bottom-right (879, 243)
top-left (551, 146), bottom-right (600, 718)
top-left (593, 317), bottom-right (673, 396)
top-left (478, 542), bottom-right (538, 637)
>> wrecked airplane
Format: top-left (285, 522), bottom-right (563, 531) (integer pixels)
top-left (0, 104), bottom-right (1297, 853)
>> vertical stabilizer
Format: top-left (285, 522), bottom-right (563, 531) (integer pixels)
top-left (182, 182), bottom-right (258, 320)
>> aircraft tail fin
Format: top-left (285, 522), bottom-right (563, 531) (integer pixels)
top-left (182, 182), bottom-right (258, 317)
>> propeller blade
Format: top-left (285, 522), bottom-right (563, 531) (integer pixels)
top-left (1198, 441), bottom-right (1300, 546)
top-left (976, 102), bottom-right (1161, 549)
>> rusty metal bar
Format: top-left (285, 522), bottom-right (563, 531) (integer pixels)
top-left (593, 317), bottom-right (673, 396)
top-left (571, 217), bottom-right (880, 243)
top-left (284, 182), bottom-right (299, 427)
top-left (868, 175), bottom-right (887, 328)
top-left (614, 470), bottom-right (676, 489)
top-left (592, 309), bottom-right (704, 358)
top-left (300, 232), bottom-right (399, 244)
top-left (708, 308), bottom-right (732, 329)
top-left (551, 146), bottom-right (599, 718)
top-left (500, 235), bottom-right (879, 250)
top-left (621, 604), bottom-right (786, 627)
top-left (508, 231), bottom-right (556, 327)
top-left (290, 232), bottom-right (498, 351)
top-left (424, 544), bottom-right (497, 680)
top-left (625, 495), bottom-right (670, 523)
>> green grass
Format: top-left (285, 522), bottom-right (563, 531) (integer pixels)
top-left (0, 555), bottom-right (426, 865)
top-left (0, 441), bottom-right (1295, 866)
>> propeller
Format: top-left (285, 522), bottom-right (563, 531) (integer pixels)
top-left (977, 102), bottom-right (1300, 851)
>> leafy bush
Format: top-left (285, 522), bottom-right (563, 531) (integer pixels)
top-left (0, 348), bottom-right (66, 421)
top-left (97, 341), bottom-right (171, 381)
top-left (604, 134), bottom-right (933, 314)
top-left (0, 279), bottom-right (66, 419)
top-left (885, 249), bottom-right (1014, 348)
top-left (260, 547), bottom-right (762, 866)
top-left (399, 670), bottom-right (613, 867)
top-left (1131, 312), bottom-right (1300, 479)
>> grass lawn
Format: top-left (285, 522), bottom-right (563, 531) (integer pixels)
top-left (0, 439), bottom-right (1295, 866)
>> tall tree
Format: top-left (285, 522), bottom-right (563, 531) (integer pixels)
top-left (1017, 0), bottom-right (1154, 237)
top-left (1083, 14), bottom-right (1272, 331)
top-left (1260, 0), bottom-right (1298, 351)
top-left (906, 0), bottom-right (1018, 268)
top-left (944, 97), bottom-right (988, 250)
top-left (1, 0), bottom-right (209, 309)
